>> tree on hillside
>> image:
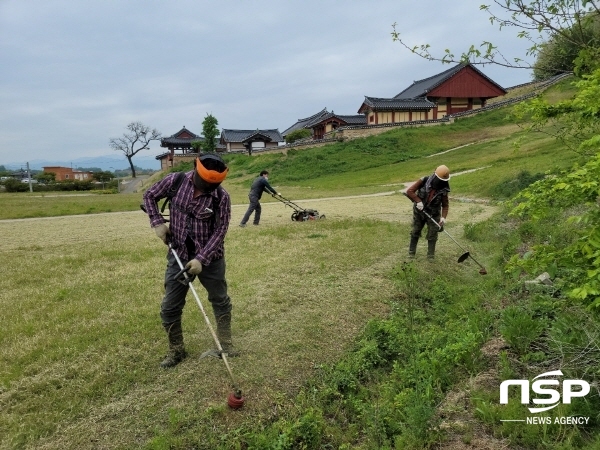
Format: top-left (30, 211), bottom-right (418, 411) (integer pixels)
top-left (109, 122), bottom-right (161, 178)
top-left (201, 114), bottom-right (219, 153)
top-left (285, 129), bottom-right (312, 144)
top-left (392, 0), bottom-right (600, 75)
top-left (533, 11), bottom-right (600, 79)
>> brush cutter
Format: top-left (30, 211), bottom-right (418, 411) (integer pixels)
top-left (403, 193), bottom-right (487, 275)
top-left (169, 244), bottom-right (245, 408)
top-left (140, 204), bottom-right (244, 407)
top-left (271, 193), bottom-right (325, 221)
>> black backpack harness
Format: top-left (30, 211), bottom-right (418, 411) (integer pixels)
top-left (162, 172), bottom-right (222, 229)
top-left (142, 171), bottom-right (222, 228)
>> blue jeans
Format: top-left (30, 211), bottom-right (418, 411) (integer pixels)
top-left (160, 252), bottom-right (231, 326)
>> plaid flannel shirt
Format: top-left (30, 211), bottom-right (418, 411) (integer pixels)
top-left (143, 171), bottom-right (231, 265)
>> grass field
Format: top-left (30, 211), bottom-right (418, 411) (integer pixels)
top-left (3, 77), bottom-right (598, 449)
top-left (0, 193), bottom-right (497, 449)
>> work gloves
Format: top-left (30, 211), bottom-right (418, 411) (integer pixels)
top-left (439, 217), bottom-right (446, 226)
top-left (185, 259), bottom-right (202, 275)
top-left (416, 201), bottom-right (424, 211)
top-left (153, 223), bottom-right (170, 244)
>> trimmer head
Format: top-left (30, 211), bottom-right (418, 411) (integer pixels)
top-left (227, 390), bottom-right (245, 409)
top-left (458, 251), bottom-right (488, 275)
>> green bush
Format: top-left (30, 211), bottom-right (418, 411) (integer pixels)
top-left (4, 178), bottom-right (29, 192)
top-left (490, 170), bottom-right (546, 200)
top-left (499, 306), bottom-right (546, 355)
top-left (285, 128), bottom-right (312, 144)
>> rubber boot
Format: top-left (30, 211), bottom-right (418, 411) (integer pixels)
top-left (216, 313), bottom-right (240, 357)
top-left (160, 321), bottom-right (187, 368)
top-left (427, 240), bottom-right (437, 259)
top-left (408, 236), bottom-right (419, 258)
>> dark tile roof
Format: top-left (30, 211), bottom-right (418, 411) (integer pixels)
top-left (315, 111), bottom-right (367, 125)
top-left (220, 129), bottom-right (284, 143)
top-left (160, 126), bottom-right (204, 147)
top-left (282, 108), bottom-right (329, 135)
top-left (361, 96), bottom-right (435, 111)
top-left (242, 130), bottom-right (274, 143)
top-left (394, 62), bottom-right (505, 99)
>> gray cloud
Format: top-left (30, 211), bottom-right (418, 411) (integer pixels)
top-left (0, 0), bottom-right (534, 169)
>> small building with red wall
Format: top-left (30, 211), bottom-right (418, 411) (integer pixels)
top-left (358, 63), bottom-right (507, 124)
top-left (42, 166), bottom-right (94, 181)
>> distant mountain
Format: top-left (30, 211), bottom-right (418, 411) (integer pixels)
top-left (4, 154), bottom-right (162, 172)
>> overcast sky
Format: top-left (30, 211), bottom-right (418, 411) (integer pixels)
top-left (0, 0), bottom-right (535, 170)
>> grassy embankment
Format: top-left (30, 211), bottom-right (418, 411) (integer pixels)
top-left (2, 76), bottom-right (599, 449)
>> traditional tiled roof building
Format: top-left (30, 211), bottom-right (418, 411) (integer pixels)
top-left (282, 108), bottom-right (329, 138)
top-left (219, 129), bottom-right (283, 154)
top-left (358, 63), bottom-right (507, 124)
top-left (155, 126), bottom-right (205, 170)
top-left (282, 108), bottom-right (366, 140)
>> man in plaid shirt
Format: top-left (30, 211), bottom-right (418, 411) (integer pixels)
top-left (143, 153), bottom-right (237, 368)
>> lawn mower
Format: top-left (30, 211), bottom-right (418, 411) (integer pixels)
top-left (272, 193), bottom-right (325, 222)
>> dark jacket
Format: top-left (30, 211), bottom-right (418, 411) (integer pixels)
top-left (406, 175), bottom-right (450, 218)
top-left (249, 176), bottom-right (276, 199)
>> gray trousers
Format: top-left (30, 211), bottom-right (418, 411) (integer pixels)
top-left (161, 253), bottom-right (231, 326)
top-left (240, 195), bottom-right (261, 225)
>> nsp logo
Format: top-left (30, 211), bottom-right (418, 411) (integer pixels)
top-left (500, 370), bottom-right (590, 413)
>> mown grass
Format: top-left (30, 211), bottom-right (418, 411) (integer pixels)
top-left (0, 206), bottom-right (406, 449)
top-left (3, 76), bottom-right (598, 449)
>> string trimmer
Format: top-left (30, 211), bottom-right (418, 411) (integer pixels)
top-left (169, 244), bottom-right (245, 409)
top-left (403, 193), bottom-right (487, 275)
top-left (140, 203), bottom-right (245, 408)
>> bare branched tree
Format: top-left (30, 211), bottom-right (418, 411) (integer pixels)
top-left (109, 122), bottom-right (161, 178)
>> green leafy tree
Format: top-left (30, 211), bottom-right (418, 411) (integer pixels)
top-left (392, 0), bottom-right (600, 75)
top-left (200, 114), bottom-right (219, 153)
top-left (36, 172), bottom-right (56, 184)
top-left (533, 11), bottom-right (600, 79)
top-left (285, 128), bottom-right (312, 144)
top-left (92, 170), bottom-right (114, 189)
top-left (514, 68), bottom-right (600, 154)
top-left (507, 149), bottom-right (600, 306)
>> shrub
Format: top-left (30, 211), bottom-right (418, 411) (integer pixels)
top-left (500, 306), bottom-right (546, 355)
top-left (490, 170), bottom-right (546, 199)
top-left (4, 178), bottom-right (29, 192)
top-left (285, 129), bottom-right (312, 144)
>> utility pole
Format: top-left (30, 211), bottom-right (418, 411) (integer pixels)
top-left (26, 162), bottom-right (33, 193)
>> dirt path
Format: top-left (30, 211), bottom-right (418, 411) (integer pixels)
top-left (0, 192), bottom-right (496, 250)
